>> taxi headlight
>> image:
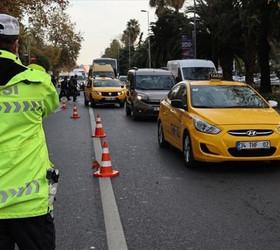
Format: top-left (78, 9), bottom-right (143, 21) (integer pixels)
top-left (118, 91), bottom-right (125, 96)
top-left (276, 125), bottom-right (280, 133)
top-left (95, 91), bottom-right (102, 96)
top-left (193, 117), bottom-right (221, 134)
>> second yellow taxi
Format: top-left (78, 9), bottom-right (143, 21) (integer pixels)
top-left (158, 78), bottom-right (280, 167)
top-left (84, 77), bottom-right (126, 107)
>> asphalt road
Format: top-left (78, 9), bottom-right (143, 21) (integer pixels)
top-left (44, 98), bottom-right (106, 250)
top-left (44, 95), bottom-right (280, 250)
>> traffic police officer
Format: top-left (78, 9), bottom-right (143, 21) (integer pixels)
top-left (0, 14), bottom-right (59, 249)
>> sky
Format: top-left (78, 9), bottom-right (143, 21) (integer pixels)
top-left (66, 0), bottom-right (158, 66)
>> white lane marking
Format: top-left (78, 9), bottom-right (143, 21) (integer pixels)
top-left (89, 108), bottom-right (128, 250)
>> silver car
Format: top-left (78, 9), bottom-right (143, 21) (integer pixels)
top-left (125, 68), bottom-right (175, 119)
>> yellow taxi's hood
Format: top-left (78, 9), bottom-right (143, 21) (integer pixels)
top-left (192, 108), bottom-right (280, 125)
top-left (93, 87), bottom-right (125, 92)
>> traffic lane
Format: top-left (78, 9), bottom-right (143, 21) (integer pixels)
top-left (44, 98), bottom-right (107, 250)
top-left (94, 106), bottom-right (280, 250)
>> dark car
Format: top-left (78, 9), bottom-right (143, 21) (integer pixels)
top-left (125, 68), bottom-right (175, 119)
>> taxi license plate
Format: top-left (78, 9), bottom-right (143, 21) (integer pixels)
top-left (105, 97), bottom-right (116, 101)
top-left (236, 141), bottom-right (270, 150)
top-left (154, 107), bottom-right (160, 111)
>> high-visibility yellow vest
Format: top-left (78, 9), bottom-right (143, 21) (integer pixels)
top-left (28, 63), bottom-right (47, 72)
top-left (0, 50), bottom-right (59, 218)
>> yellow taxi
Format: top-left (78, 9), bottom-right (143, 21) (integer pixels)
top-left (84, 77), bottom-right (126, 107)
top-left (158, 76), bottom-right (280, 167)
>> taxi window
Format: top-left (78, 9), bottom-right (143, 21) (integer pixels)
top-left (191, 85), bottom-right (269, 108)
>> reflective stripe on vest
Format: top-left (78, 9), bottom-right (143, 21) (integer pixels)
top-left (0, 101), bottom-right (43, 113)
top-left (0, 180), bottom-right (40, 204)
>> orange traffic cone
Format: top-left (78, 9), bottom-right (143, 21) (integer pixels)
top-left (92, 114), bottom-right (106, 138)
top-left (93, 142), bottom-right (119, 178)
top-left (71, 103), bottom-right (80, 119)
top-left (61, 99), bottom-right (67, 110)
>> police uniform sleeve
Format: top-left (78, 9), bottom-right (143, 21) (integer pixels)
top-left (42, 76), bottom-right (59, 117)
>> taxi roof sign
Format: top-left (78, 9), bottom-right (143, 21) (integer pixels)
top-left (209, 72), bottom-right (223, 81)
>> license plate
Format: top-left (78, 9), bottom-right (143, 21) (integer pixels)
top-left (105, 97), bottom-right (116, 100)
top-left (236, 141), bottom-right (270, 150)
top-left (154, 107), bottom-right (160, 111)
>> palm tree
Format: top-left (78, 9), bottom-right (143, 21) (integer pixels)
top-left (237, 0), bottom-right (280, 92)
top-left (167, 0), bottom-right (186, 13)
top-left (255, 0), bottom-right (280, 93)
top-left (121, 19), bottom-right (140, 47)
top-left (150, 0), bottom-right (186, 15)
top-left (149, 0), bottom-right (168, 16)
top-left (150, 12), bottom-right (192, 67)
top-left (191, 0), bottom-right (241, 80)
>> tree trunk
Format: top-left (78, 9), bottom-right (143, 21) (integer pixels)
top-left (211, 39), bottom-right (219, 70)
top-left (244, 38), bottom-right (256, 86)
top-left (220, 51), bottom-right (233, 81)
top-left (258, 4), bottom-right (271, 93)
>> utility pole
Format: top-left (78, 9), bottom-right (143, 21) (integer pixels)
top-left (141, 10), bottom-right (151, 68)
top-left (128, 29), bottom-right (131, 69)
top-left (193, 0), bottom-right (197, 59)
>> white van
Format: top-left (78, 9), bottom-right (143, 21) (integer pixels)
top-left (167, 59), bottom-right (216, 82)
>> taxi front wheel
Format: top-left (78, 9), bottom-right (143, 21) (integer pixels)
top-left (158, 121), bottom-right (168, 148)
top-left (183, 133), bottom-right (199, 168)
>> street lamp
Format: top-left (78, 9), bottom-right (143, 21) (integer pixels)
top-left (141, 9), bottom-right (151, 68)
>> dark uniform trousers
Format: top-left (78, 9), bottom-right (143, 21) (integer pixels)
top-left (0, 213), bottom-right (55, 250)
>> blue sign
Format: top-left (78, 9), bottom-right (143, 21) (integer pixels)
top-left (181, 35), bottom-right (193, 59)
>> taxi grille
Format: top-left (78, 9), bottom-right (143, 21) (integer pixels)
top-left (102, 92), bottom-right (118, 96)
top-left (228, 129), bottom-right (273, 137)
top-left (228, 147), bottom-right (276, 157)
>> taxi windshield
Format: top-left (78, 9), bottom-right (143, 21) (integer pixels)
top-left (135, 75), bottom-right (175, 90)
top-left (191, 85), bottom-right (269, 108)
top-left (93, 79), bottom-right (122, 87)
top-left (182, 67), bottom-right (215, 80)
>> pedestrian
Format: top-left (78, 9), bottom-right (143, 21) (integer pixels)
top-left (68, 75), bottom-right (78, 102)
top-left (51, 74), bottom-right (58, 88)
top-left (59, 76), bottom-right (70, 100)
top-left (0, 13), bottom-right (59, 250)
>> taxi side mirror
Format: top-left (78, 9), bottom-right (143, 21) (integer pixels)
top-left (171, 99), bottom-right (186, 110)
top-left (268, 100), bottom-right (278, 108)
